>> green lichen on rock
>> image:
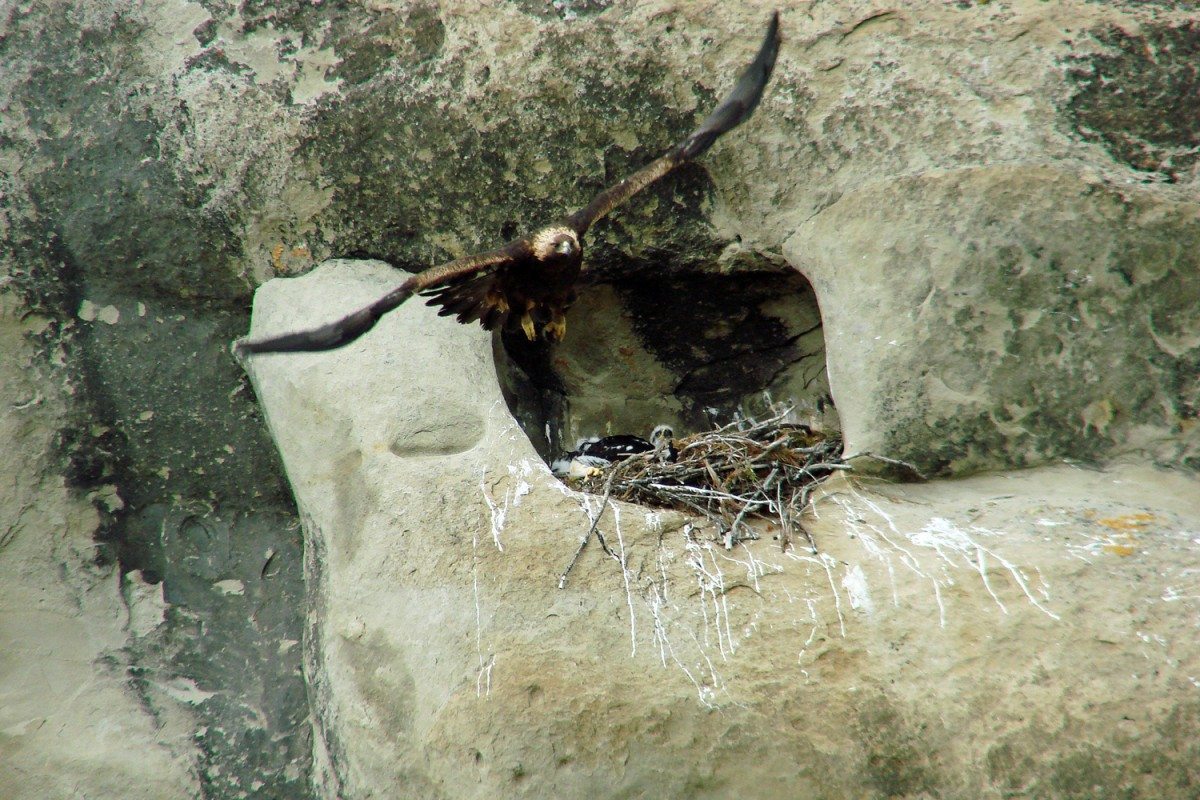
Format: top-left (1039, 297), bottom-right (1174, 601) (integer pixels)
top-left (854, 695), bottom-right (940, 798)
top-left (328, 4), bottom-right (446, 85)
top-left (301, 21), bottom-right (723, 275)
top-left (2, 7), bottom-right (245, 299)
top-left (802, 164), bottom-right (1200, 476)
top-left (987, 702), bottom-right (1200, 800)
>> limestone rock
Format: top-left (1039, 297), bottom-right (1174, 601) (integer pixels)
top-left (797, 165), bottom-right (1200, 476)
top-left (246, 261), bottom-right (1200, 799)
top-left (0, 292), bottom-right (200, 799)
top-left (3, 1), bottom-right (1200, 797)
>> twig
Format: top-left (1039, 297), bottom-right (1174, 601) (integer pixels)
top-left (558, 464), bottom-right (621, 589)
top-left (565, 405), bottom-right (845, 560)
top-left (854, 451), bottom-right (928, 481)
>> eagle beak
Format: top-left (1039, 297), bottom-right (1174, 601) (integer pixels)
top-left (556, 240), bottom-right (575, 255)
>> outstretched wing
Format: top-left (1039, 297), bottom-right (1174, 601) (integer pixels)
top-left (234, 13), bottom-right (780, 358)
top-left (416, 237), bottom-right (536, 330)
top-left (565, 11), bottom-right (781, 237)
top-left (233, 242), bottom-right (527, 357)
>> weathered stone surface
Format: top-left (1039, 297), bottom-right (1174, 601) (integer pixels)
top-left (763, 4), bottom-right (1200, 475)
top-left (797, 165), bottom-right (1200, 475)
top-left (247, 261), bottom-right (1200, 800)
top-left (0, 292), bottom-right (199, 799)
top-left (3, 1), bottom-right (1200, 797)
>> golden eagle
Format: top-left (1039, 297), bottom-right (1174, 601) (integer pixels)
top-left (235, 12), bottom-right (780, 356)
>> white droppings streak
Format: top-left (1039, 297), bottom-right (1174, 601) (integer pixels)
top-left (686, 541), bottom-right (737, 660)
top-left (841, 564), bottom-right (873, 614)
top-left (612, 502), bottom-right (637, 657)
top-left (817, 552), bottom-right (847, 637)
top-left (472, 526), bottom-right (494, 697)
top-left (913, 518), bottom-right (1061, 621)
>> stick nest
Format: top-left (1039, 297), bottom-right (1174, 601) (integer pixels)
top-left (576, 408), bottom-right (847, 551)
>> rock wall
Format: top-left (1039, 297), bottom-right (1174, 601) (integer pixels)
top-left (0, 292), bottom-right (199, 797)
top-left (245, 261), bottom-right (1200, 799)
top-left (1, 1), bottom-right (1198, 798)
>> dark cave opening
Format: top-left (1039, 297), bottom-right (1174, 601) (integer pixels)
top-left (495, 263), bottom-right (838, 465)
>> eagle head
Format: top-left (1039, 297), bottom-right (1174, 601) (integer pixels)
top-left (533, 227), bottom-right (581, 262)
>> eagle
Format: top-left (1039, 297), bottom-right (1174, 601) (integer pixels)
top-left (235, 12), bottom-right (780, 357)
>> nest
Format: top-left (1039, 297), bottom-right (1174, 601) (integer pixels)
top-left (569, 408), bottom-right (848, 562)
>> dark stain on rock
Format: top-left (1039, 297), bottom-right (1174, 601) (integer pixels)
top-left (139, 505), bottom-right (312, 800)
top-left (330, 4), bottom-right (446, 85)
top-left (854, 695), bottom-right (940, 798)
top-left (2, 7), bottom-right (314, 797)
top-left (1065, 22), bottom-right (1200, 180)
top-left (987, 702), bottom-right (1200, 798)
top-left (6, 13), bottom-right (246, 300)
top-left (616, 270), bottom-right (821, 414)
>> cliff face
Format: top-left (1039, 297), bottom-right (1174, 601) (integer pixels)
top-left (1, 1), bottom-right (1198, 798)
top-left (246, 261), bottom-right (1200, 800)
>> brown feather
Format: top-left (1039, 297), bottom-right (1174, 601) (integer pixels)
top-left (565, 153), bottom-right (681, 237)
top-left (423, 269), bottom-right (507, 327)
top-left (411, 240), bottom-right (532, 291)
top-left (438, 294), bottom-right (480, 316)
top-left (481, 305), bottom-right (508, 331)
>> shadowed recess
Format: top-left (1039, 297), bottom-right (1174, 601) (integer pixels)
top-left (495, 262), bottom-right (835, 464)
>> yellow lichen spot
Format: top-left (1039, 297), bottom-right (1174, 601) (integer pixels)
top-left (1096, 512), bottom-right (1157, 532)
top-left (270, 242), bottom-right (315, 275)
top-left (271, 243), bottom-right (286, 273)
top-left (1089, 512), bottom-right (1157, 557)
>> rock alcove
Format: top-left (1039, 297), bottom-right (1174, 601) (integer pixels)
top-left (494, 259), bottom-right (837, 466)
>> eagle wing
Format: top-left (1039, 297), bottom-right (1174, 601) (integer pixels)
top-left (234, 12), bottom-right (780, 358)
top-left (233, 242), bottom-right (526, 356)
top-left (415, 238), bottom-right (535, 330)
top-left (565, 11), bottom-right (781, 238)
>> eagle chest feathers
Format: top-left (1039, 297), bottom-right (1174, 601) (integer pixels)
top-left (506, 231), bottom-right (583, 308)
top-left (421, 225), bottom-right (583, 342)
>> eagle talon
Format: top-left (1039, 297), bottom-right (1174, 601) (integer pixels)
top-left (520, 314), bottom-right (537, 341)
top-left (543, 317), bottom-right (567, 342)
